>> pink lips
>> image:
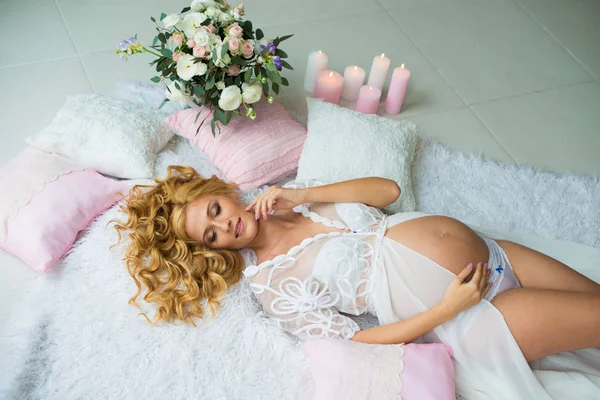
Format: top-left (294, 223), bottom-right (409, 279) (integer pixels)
top-left (236, 218), bottom-right (244, 238)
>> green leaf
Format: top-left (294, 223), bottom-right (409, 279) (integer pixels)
top-left (273, 34), bottom-right (293, 46)
top-left (256, 29), bottom-right (264, 40)
top-left (214, 108), bottom-right (227, 125)
top-left (158, 99), bottom-right (169, 110)
top-left (158, 33), bottom-right (166, 43)
top-left (194, 86), bottom-right (206, 97)
top-left (150, 76), bottom-right (161, 83)
top-left (152, 35), bottom-right (159, 47)
top-left (181, 6), bottom-right (191, 13)
top-left (275, 49), bottom-right (288, 59)
top-left (161, 48), bottom-right (173, 58)
top-left (281, 77), bottom-right (289, 86)
top-left (205, 75), bottom-right (215, 90)
top-left (262, 81), bottom-right (269, 96)
top-left (254, 65), bottom-right (261, 78)
top-left (272, 82), bottom-right (280, 95)
top-left (281, 60), bottom-right (293, 70)
top-left (224, 111), bottom-right (233, 124)
top-left (151, 16), bottom-right (156, 23)
top-left (210, 119), bottom-right (217, 137)
top-left (174, 81), bottom-right (181, 90)
top-left (194, 110), bottom-right (203, 124)
top-left (242, 21), bottom-right (253, 35)
top-left (230, 55), bottom-right (248, 66)
top-left (160, 13), bottom-right (167, 21)
top-left (220, 45), bottom-right (228, 58)
top-left (265, 63), bottom-right (282, 84)
top-left (212, 50), bottom-right (218, 63)
top-left (234, 75), bottom-right (242, 86)
top-left (244, 68), bottom-right (253, 82)
top-left (210, 90), bottom-right (218, 99)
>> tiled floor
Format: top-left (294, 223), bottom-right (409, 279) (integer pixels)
top-left (1, 0), bottom-right (599, 341)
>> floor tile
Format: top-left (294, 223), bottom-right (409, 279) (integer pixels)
top-left (516, 0), bottom-right (600, 80)
top-left (389, 0), bottom-right (592, 105)
top-left (407, 107), bottom-right (515, 165)
top-left (471, 82), bottom-right (600, 176)
top-left (81, 50), bottom-right (155, 93)
top-left (262, 11), bottom-right (464, 122)
top-left (56, 0), bottom-right (191, 55)
top-left (376, 0), bottom-right (453, 10)
top-left (243, 0), bottom-right (383, 27)
top-left (0, 0), bottom-right (76, 67)
top-left (0, 58), bottom-right (92, 165)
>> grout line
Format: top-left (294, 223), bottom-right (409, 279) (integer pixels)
top-left (467, 79), bottom-right (597, 108)
top-left (512, 0), bottom-right (598, 81)
top-left (52, 0), bottom-right (96, 92)
top-left (466, 106), bottom-right (518, 164)
top-left (0, 55), bottom-right (79, 70)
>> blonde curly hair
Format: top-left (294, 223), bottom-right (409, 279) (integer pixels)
top-left (112, 165), bottom-right (244, 326)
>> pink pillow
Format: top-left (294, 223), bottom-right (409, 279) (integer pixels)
top-left (304, 339), bottom-right (455, 400)
top-left (165, 100), bottom-right (307, 190)
top-left (0, 147), bottom-right (127, 272)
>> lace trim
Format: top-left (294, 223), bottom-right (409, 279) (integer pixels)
top-left (0, 149), bottom-right (86, 241)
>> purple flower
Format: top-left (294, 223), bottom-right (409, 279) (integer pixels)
top-left (273, 56), bottom-right (282, 70)
top-left (259, 42), bottom-right (277, 55)
top-left (119, 34), bottom-right (139, 50)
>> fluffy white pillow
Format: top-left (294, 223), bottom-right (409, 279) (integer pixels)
top-left (26, 94), bottom-right (174, 179)
top-left (297, 98), bottom-right (418, 213)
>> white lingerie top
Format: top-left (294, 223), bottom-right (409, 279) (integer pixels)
top-left (243, 179), bottom-right (389, 340)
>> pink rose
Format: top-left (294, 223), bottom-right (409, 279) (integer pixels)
top-left (227, 23), bottom-right (244, 38)
top-left (207, 24), bottom-right (216, 33)
top-left (227, 65), bottom-right (241, 76)
top-left (228, 38), bottom-right (240, 53)
top-left (241, 40), bottom-right (254, 58)
top-left (171, 33), bottom-right (184, 46)
top-left (187, 38), bottom-right (196, 48)
top-left (172, 52), bottom-right (182, 62)
top-left (193, 45), bottom-right (207, 58)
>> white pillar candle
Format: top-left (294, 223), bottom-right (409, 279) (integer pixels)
top-left (314, 70), bottom-right (344, 104)
top-left (304, 50), bottom-right (329, 93)
top-left (341, 65), bottom-right (366, 101)
top-left (366, 53), bottom-right (391, 91)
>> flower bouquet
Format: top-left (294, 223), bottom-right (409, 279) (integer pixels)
top-left (116, 0), bottom-right (293, 135)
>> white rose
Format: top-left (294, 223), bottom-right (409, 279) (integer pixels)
top-left (177, 54), bottom-right (207, 80)
top-left (162, 14), bottom-right (180, 28)
top-left (218, 86), bottom-right (242, 111)
top-left (205, 6), bottom-right (217, 18)
top-left (242, 84), bottom-right (263, 104)
top-left (182, 13), bottom-right (207, 37)
top-left (194, 30), bottom-right (210, 46)
top-left (219, 11), bottom-right (232, 24)
top-left (191, 0), bottom-right (216, 11)
top-left (165, 81), bottom-right (192, 105)
top-left (209, 34), bottom-right (222, 47)
top-left (231, 10), bottom-right (242, 20)
top-left (216, 81), bottom-right (225, 90)
top-left (257, 56), bottom-right (265, 64)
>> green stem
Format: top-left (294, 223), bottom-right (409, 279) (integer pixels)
top-left (142, 46), bottom-right (163, 58)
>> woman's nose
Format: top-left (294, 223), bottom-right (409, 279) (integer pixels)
top-left (215, 219), bottom-right (232, 232)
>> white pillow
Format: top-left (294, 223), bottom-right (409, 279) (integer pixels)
top-left (297, 98), bottom-right (418, 213)
top-left (26, 94), bottom-right (174, 179)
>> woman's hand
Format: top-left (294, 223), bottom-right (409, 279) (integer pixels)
top-left (245, 186), bottom-right (308, 220)
top-left (439, 262), bottom-right (492, 317)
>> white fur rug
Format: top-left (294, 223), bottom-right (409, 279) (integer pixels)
top-left (1, 81), bottom-right (599, 400)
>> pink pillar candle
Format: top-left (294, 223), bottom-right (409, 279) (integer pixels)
top-left (314, 70), bottom-right (344, 104)
top-left (385, 64), bottom-right (411, 114)
top-left (367, 53), bottom-right (391, 91)
top-left (304, 50), bottom-right (329, 93)
top-left (341, 65), bottom-right (366, 101)
top-left (355, 85), bottom-right (382, 114)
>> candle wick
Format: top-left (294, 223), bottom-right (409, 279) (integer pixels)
top-left (329, 72), bottom-right (333, 78)
top-left (401, 63), bottom-right (405, 69)
top-left (381, 53), bottom-right (385, 58)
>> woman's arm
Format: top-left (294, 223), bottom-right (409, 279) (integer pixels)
top-left (351, 262), bottom-right (492, 345)
top-left (304, 177), bottom-right (401, 209)
top-left (350, 304), bottom-right (453, 344)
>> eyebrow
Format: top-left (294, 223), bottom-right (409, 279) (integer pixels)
top-left (203, 200), bottom-right (213, 243)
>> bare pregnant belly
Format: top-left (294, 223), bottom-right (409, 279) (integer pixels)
top-left (385, 216), bottom-right (489, 276)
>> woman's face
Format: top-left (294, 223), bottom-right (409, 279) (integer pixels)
top-left (185, 195), bottom-right (257, 249)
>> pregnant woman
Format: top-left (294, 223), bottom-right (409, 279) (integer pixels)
top-left (114, 165), bottom-right (600, 400)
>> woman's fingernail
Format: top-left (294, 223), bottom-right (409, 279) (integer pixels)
top-left (263, 215), bottom-right (267, 220)
top-left (255, 214), bottom-right (258, 220)
top-left (466, 263), bottom-right (473, 269)
top-left (484, 263), bottom-right (488, 268)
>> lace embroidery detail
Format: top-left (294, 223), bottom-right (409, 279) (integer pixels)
top-left (0, 148), bottom-right (86, 240)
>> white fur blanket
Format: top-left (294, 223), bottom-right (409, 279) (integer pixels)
top-left (1, 81), bottom-right (599, 400)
